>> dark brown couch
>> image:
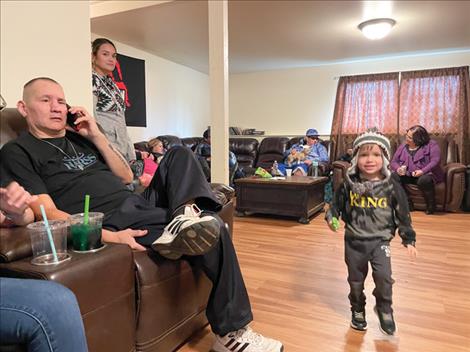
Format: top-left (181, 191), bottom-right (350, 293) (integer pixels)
top-left (0, 108), bottom-right (234, 352)
top-left (331, 134), bottom-right (466, 212)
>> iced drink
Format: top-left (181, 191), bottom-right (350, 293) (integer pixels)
top-left (69, 212), bottom-right (104, 252)
top-left (71, 223), bottom-right (102, 251)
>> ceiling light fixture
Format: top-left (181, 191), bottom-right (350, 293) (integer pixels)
top-left (358, 18), bottom-right (396, 40)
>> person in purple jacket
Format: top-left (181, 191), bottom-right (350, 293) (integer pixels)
top-left (390, 125), bottom-right (444, 214)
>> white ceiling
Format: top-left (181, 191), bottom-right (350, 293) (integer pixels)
top-left (90, 0), bottom-right (470, 74)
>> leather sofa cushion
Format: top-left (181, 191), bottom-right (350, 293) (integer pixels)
top-left (229, 138), bottom-right (259, 168)
top-left (0, 227), bottom-right (31, 263)
top-left (133, 250), bottom-right (212, 348)
top-left (405, 182), bottom-right (446, 211)
top-left (287, 136), bottom-right (304, 149)
top-left (256, 137), bottom-right (289, 169)
top-left (157, 135), bottom-right (183, 150)
top-left (134, 141), bottom-right (149, 151)
top-left (0, 108), bottom-right (27, 143)
top-left (182, 137), bottom-right (204, 151)
top-left (258, 137), bottom-right (289, 154)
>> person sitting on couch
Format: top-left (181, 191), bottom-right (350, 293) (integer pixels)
top-left (0, 180), bottom-right (89, 352)
top-left (195, 128), bottom-right (242, 184)
top-left (390, 125), bottom-right (444, 214)
top-left (133, 138), bottom-right (165, 188)
top-left (147, 137), bottom-right (166, 162)
top-left (0, 77), bottom-right (283, 352)
top-left (279, 128), bottom-right (329, 176)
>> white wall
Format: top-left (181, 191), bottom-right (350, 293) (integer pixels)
top-left (230, 50), bottom-right (470, 137)
top-left (92, 34), bottom-right (210, 142)
top-left (1, 1), bottom-right (92, 111)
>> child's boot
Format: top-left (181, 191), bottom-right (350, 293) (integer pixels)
top-left (350, 310), bottom-right (367, 331)
top-left (374, 306), bottom-right (396, 335)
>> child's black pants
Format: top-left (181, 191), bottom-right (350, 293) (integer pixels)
top-left (345, 237), bottom-right (393, 314)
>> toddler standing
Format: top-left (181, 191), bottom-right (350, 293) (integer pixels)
top-left (326, 128), bottom-right (417, 335)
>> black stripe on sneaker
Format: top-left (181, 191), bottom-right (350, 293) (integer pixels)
top-left (238, 342), bottom-right (250, 352)
top-left (231, 342), bottom-right (241, 351)
top-left (225, 338), bottom-right (236, 348)
top-left (167, 220), bottom-right (179, 233)
top-left (170, 219), bottom-right (188, 234)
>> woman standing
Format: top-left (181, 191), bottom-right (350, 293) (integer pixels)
top-left (390, 125), bottom-right (444, 214)
top-left (91, 38), bottom-right (136, 161)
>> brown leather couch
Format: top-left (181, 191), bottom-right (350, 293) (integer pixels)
top-left (0, 108), bottom-right (234, 352)
top-left (331, 134), bottom-right (466, 212)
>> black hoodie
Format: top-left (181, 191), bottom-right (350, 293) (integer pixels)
top-left (326, 175), bottom-right (416, 246)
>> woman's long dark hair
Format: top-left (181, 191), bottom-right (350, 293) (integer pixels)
top-left (407, 125), bottom-right (430, 147)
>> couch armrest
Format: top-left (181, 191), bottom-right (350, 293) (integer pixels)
top-left (211, 183), bottom-right (235, 203)
top-left (0, 244), bottom-right (136, 352)
top-left (444, 162), bottom-right (466, 212)
top-left (332, 160), bottom-right (351, 192)
top-left (0, 227), bottom-right (32, 263)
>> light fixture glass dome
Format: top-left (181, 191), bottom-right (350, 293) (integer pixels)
top-left (358, 18), bottom-right (396, 40)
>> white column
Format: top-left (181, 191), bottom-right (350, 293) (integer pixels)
top-left (208, 0), bottom-right (229, 184)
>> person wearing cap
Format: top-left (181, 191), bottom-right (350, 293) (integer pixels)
top-left (281, 128), bottom-right (329, 176)
top-left (325, 128), bottom-right (417, 337)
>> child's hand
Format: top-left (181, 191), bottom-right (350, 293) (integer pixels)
top-left (327, 217), bottom-right (340, 232)
top-left (406, 245), bottom-right (418, 259)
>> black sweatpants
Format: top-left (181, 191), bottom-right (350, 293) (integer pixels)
top-left (105, 146), bottom-right (253, 335)
top-left (345, 237), bottom-right (393, 314)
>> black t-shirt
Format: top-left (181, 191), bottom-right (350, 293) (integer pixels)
top-left (0, 131), bottom-right (131, 217)
top-left (0, 164), bottom-right (13, 188)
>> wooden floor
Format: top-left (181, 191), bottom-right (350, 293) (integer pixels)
top-left (179, 209), bottom-right (470, 352)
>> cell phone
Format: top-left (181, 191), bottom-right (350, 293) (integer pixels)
top-left (66, 104), bottom-right (79, 130)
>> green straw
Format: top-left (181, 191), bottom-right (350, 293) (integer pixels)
top-left (39, 205), bottom-right (59, 263)
top-left (84, 194), bottom-right (90, 225)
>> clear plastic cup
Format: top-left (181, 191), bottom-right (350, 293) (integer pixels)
top-left (69, 212), bottom-right (105, 253)
top-left (27, 220), bottom-right (70, 265)
top-left (286, 169), bottom-right (293, 177)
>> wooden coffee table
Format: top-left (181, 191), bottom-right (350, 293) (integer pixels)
top-left (234, 176), bottom-right (328, 224)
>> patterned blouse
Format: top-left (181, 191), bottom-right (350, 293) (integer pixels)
top-left (92, 72), bottom-right (125, 113)
top-left (91, 71), bottom-right (135, 161)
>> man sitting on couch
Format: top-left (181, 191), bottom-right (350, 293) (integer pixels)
top-left (0, 77), bottom-right (283, 352)
top-left (195, 128), bottom-right (242, 185)
top-left (279, 128), bottom-right (329, 176)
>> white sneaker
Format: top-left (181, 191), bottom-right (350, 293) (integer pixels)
top-left (211, 326), bottom-right (283, 352)
top-left (151, 204), bottom-right (220, 259)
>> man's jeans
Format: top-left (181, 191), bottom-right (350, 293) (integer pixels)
top-left (0, 278), bottom-right (88, 352)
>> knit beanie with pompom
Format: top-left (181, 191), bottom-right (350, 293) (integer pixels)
top-left (345, 128), bottom-right (392, 195)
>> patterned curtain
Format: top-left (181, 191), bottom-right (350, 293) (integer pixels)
top-left (330, 73), bottom-right (399, 160)
top-left (399, 66), bottom-right (469, 164)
